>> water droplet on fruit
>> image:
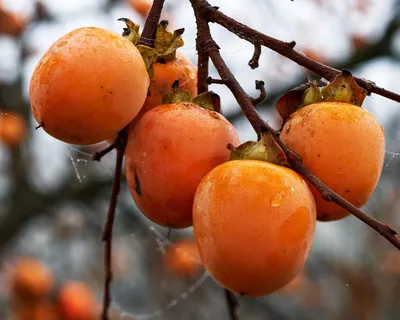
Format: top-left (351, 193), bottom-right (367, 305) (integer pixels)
top-left (271, 192), bottom-right (284, 207)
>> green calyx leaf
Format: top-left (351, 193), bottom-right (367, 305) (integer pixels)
top-left (154, 21), bottom-right (184, 60)
top-left (162, 81), bottom-right (222, 112)
top-left (303, 81), bottom-right (323, 106)
top-left (136, 45), bottom-right (159, 78)
top-left (229, 132), bottom-right (287, 166)
top-left (162, 80), bottom-right (193, 104)
top-left (320, 69), bottom-right (367, 106)
top-left (118, 18), bottom-right (141, 45)
top-left (192, 91), bottom-right (221, 113)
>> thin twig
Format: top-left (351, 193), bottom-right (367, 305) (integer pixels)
top-left (248, 44), bottom-right (261, 69)
top-left (207, 77), bottom-right (225, 85)
top-left (101, 130), bottom-right (127, 320)
top-left (197, 0), bottom-right (400, 103)
top-left (190, 0), bottom-right (400, 251)
top-left (93, 143), bottom-right (116, 162)
top-left (225, 289), bottom-right (239, 320)
top-left (251, 80), bottom-right (267, 105)
top-left (138, 0), bottom-right (166, 47)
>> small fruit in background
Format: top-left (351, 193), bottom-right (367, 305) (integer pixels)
top-left (9, 258), bottom-right (54, 300)
top-left (128, 0), bottom-right (152, 18)
top-left (164, 240), bottom-right (202, 277)
top-left (0, 6), bottom-right (26, 36)
top-left (0, 112), bottom-right (27, 148)
top-left (124, 103), bottom-right (240, 228)
top-left (58, 281), bottom-right (99, 320)
top-left (30, 27), bottom-right (150, 145)
top-left (193, 160), bottom-right (316, 296)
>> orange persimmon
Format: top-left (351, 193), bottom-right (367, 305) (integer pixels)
top-left (193, 160), bottom-right (316, 296)
top-left (164, 240), bottom-right (202, 277)
top-left (0, 111), bottom-right (27, 148)
top-left (124, 102), bottom-right (240, 228)
top-left (30, 27), bottom-right (149, 145)
top-left (280, 102), bottom-right (385, 221)
top-left (128, 0), bottom-right (152, 18)
top-left (9, 258), bottom-right (54, 300)
top-left (58, 282), bottom-right (98, 320)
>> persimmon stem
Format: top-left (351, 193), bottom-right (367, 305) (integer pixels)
top-left (190, 0), bottom-right (400, 252)
top-left (101, 129), bottom-right (127, 320)
top-left (138, 0), bottom-right (166, 47)
top-left (195, 0), bottom-right (400, 103)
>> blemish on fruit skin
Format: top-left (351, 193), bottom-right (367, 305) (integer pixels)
top-left (271, 191), bottom-right (284, 207)
top-left (134, 168), bottom-right (142, 196)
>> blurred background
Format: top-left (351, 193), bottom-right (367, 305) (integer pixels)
top-left (1, 0), bottom-right (400, 319)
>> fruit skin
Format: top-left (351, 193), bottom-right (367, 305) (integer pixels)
top-left (125, 103), bottom-right (240, 228)
top-left (9, 258), bottom-right (54, 300)
top-left (58, 282), bottom-right (98, 320)
top-left (280, 102), bottom-right (385, 221)
top-left (164, 240), bottom-right (202, 277)
top-left (140, 52), bottom-right (197, 116)
top-left (0, 112), bottom-right (27, 148)
top-left (30, 27), bottom-right (150, 145)
top-left (193, 160), bottom-right (316, 296)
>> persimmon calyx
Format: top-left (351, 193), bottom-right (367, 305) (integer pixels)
top-left (154, 21), bottom-right (184, 60)
top-left (320, 69), bottom-right (367, 106)
top-left (118, 18), bottom-right (140, 44)
top-left (277, 70), bottom-right (367, 123)
top-left (162, 80), bottom-right (193, 104)
top-left (229, 132), bottom-right (287, 165)
top-left (119, 19), bottom-right (185, 78)
top-left (162, 81), bottom-right (221, 112)
top-left (192, 91), bottom-right (221, 113)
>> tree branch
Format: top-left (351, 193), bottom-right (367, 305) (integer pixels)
top-left (197, 0), bottom-right (400, 103)
top-left (190, 0), bottom-right (400, 251)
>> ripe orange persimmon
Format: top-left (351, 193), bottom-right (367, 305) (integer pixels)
top-left (280, 102), bottom-right (385, 221)
top-left (58, 282), bottom-right (98, 320)
top-left (30, 27), bottom-right (149, 145)
top-left (9, 258), bottom-right (54, 300)
top-left (193, 160), bottom-right (316, 296)
top-left (125, 103), bottom-right (240, 228)
top-left (140, 52), bottom-right (197, 116)
top-left (164, 240), bottom-right (202, 277)
top-left (0, 112), bottom-right (27, 148)
top-left (14, 301), bottom-right (59, 320)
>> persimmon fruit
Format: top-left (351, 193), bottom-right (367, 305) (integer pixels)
top-left (193, 160), bottom-right (316, 296)
top-left (30, 27), bottom-right (149, 145)
top-left (0, 112), bottom-right (27, 148)
top-left (124, 102), bottom-right (240, 228)
top-left (130, 52), bottom-right (197, 126)
top-left (58, 282), bottom-right (98, 320)
top-left (280, 102), bottom-right (385, 221)
top-left (9, 258), bottom-right (54, 300)
top-left (164, 240), bottom-right (202, 277)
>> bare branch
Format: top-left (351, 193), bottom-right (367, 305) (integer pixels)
top-left (197, 1), bottom-right (400, 103)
